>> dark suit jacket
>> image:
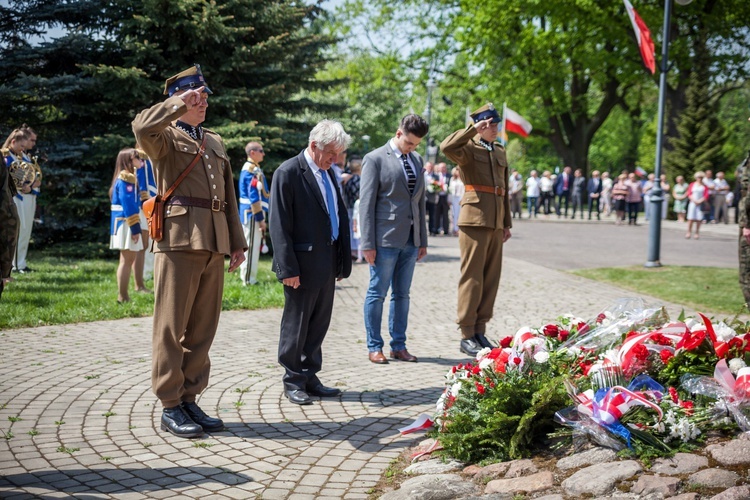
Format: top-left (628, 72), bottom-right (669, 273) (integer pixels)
top-left (587, 177), bottom-right (603, 197)
top-left (269, 150), bottom-right (352, 289)
top-left (553, 172), bottom-right (571, 196)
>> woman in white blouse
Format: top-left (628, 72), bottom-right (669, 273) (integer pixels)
top-left (448, 166), bottom-right (465, 236)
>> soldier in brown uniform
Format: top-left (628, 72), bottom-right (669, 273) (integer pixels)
top-left (133, 65), bottom-right (247, 438)
top-left (440, 103), bottom-right (512, 357)
top-left (738, 124), bottom-right (750, 306)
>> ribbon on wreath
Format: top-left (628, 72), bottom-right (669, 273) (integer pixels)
top-left (712, 359), bottom-right (750, 402)
top-left (681, 358), bottom-right (750, 431)
top-left (571, 375), bottom-right (664, 447)
top-left (513, 327), bottom-right (545, 352)
top-left (399, 413), bottom-right (434, 434)
top-left (618, 323), bottom-right (686, 371)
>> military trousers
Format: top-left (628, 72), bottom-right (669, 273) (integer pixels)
top-left (457, 225), bottom-right (505, 339)
top-left (152, 250), bottom-right (224, 408)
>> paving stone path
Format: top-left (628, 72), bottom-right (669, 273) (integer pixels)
top-left (0, 218), bottom-right (741, 499)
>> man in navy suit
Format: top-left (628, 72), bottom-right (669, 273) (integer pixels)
top-left (587, 170), bottom-right (603, 220)
top-left (359, 114), bottom-right (429, 364)
top-left (269, 120), bottom-right (353, 405)
top-left (553, 166), bottom-right (572, 217)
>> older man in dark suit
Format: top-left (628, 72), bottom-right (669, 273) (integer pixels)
top-left (360, 114), bottom-right (429, 364)
top-left (269, 120), bottom-right (352, 405)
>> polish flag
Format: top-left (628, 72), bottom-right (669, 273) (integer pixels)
top-left (623, 0), bottom-right (656, 74)
top-left (504, 108), bottom-right (532, 138)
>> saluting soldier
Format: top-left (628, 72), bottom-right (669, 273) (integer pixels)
top-left (133, 64), bottom-right (247, 438)
top-left (238, 141), bottom-right (269, 286)
top-left (440, 103), bottom-right (512, 357)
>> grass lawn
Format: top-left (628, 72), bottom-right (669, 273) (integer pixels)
top-left (572, 266), bottom-right (746, 317)
top-left (0, 252), bottom-right (284, 330)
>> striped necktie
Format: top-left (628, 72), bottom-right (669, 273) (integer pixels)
top-left (401, 154), bottom-right (416, 194)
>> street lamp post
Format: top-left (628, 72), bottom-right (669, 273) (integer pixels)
top-left (425, 78), bottom-right (436, 158)
top-left (646, 0), bottom-right (691, 267)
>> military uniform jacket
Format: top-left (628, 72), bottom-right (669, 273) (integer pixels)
top-left (440, 125), bottom-right (512, 229)
top-left (132, 96), bottom-right (246, 255)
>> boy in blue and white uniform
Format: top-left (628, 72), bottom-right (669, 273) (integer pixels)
top-left (238, 141), bottom-right (269, 285)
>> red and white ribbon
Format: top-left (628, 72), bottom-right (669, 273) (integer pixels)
top-left (399, 414), bottom-right (434, 434)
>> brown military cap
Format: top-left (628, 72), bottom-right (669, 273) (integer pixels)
top-left (163, 64), bottom-right (213, 96)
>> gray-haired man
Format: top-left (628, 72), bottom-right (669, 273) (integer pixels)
top-left (269, 120), bottom-right (353, 405)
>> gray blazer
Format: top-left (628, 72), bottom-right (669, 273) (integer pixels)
top-left (359, 141), bottom-right (428, 250)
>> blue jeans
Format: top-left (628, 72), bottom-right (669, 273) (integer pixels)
top-left (364, 243), bottom-right (418, 352)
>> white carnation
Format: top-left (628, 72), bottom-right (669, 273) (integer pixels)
top-left (728, 358), bottom-right (747, 375)
top-left (476, 347), bottom-right (491, 360)
top-left (714, 322), bottom-right (738, 343)
top-left (685, 318), bottom-right (703, 332)
top-left (533, 351), bottom-right (550, 363)
top-left (478, 357), bottom-right (494, 370)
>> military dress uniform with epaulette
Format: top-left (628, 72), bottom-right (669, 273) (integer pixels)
top-left (440, 104), bottom-right (512, 355)
top-left (238, 159), bottom-right (269, 285)
top-left (738, 154), bottom-right (750, 305)
top-left (0, 150), bottom-right (20, 298)
top-left (132, 65), bottom-right (246, 438)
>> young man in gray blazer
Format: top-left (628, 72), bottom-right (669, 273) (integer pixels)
top-left (360, 114), bottom-right (429, 364)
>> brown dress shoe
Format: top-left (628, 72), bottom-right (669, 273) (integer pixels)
top-left (369, 351), bottom-right (389, 364)
top-left (390, 349), bottom-right (418, 362)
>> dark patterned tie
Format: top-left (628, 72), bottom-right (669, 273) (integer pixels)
top-left (401, 154), bottom-right (416, 194)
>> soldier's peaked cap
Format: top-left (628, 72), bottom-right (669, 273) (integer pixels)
top-left (470, 103), bottom-right (501, 124)
top-left (163, 64), bottom-right (213, 96)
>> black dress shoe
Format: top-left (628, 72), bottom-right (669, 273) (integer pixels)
top-left (460, 338), bottom-right (482, 357)
top-left (306, 384), bottom-right (341, 397)
top-left (285, 389), bottom-right (313, 405)
top-left (181, 401), bottom-right (225, 432)
top-left (474, 333), bottom-right (494, 349)
top-left (160, 406), bottom-right (203, 438)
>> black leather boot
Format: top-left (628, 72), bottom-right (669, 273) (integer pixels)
top-left (161, 406), bottom-right (203, 438)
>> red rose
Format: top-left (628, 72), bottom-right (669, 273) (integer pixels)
top-left (660, 349), bottom-right (673, 364)
top-left (559, 330), bottom-right (570, 342)
top-left (475, 382), bottom-right (485, 395)
top-left (577, 321), bottom-right (588, 333)
top-left (633, 343), bottom-right (649, 361)
top-left (500, 336), bottom-right (513, 348)
top-left (668, 386), bottom-right (678, 403)
top-left (596, 313), bottom-right (606, 323)
top-left (543, 324), bottom-right (559, 337)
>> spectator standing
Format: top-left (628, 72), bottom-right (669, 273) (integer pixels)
top-left (553, 166), bottom-right (572, 217)
top-left (672, 175), bottom-right (689, 222)
top-left (0, 129), bottom-right (24, 299)
top-left (587, 170), bottom-right (603, 220)
top-left (713, 171), bottom-right (730, 224)
top-left (423, 162), bottom-right (438, 235)
top-left (109, 148), bottom-right (144, 303)
top-left (659, 174), bottom-right (671, 220)
top-left (13, 125), bottom-right (39, 274)
top-left (269, 120), bottom-right (352, 404)
top-left (642, 173), bottom-right (655, 221)
top-left (434, 162), bottom-right (451, 235)
top-left (611, 173), bottom-right (629, 225)
top-left (509, 169), bottom-right (523, 219)
top-left (539, 170), bottom-right (554, 216)
top-left (570, 168), bottom-right (586, 219)
top-left (132, 65), bottom-right (246, 437)
top-left (601, 171), bottom-right (613, 216)
top-left (625, 172), bottom-right (643, 225)
top-left (238, 141), bottom-right (269, 286)
top-left (703, 169), bottom-right (716, 222)
top-left (343, 156), bottom-right (362, 259)
top-left (525, 170), bottom-right (541, 218)
top-left (686, 171), bottom-right (708, 239)
top-left (448, 166), bottom-right (465, 235)
top-left (360, 115), bottom-right (429, 364)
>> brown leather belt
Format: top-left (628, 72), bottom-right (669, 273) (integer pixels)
top-left (168, 195), bottom-right (226, 212)
top-left (465, 184), bottom-right (506, 196)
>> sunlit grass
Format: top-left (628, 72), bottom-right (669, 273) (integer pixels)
top-left (0, 252), bottom-right (283, 329)
top-left (572, 266), bottom-right (746, 316)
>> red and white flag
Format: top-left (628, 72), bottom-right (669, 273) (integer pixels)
top-left (623, 0), bottom-right (656, 74)
top-left (503, 107), bottom-right (532, 138)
